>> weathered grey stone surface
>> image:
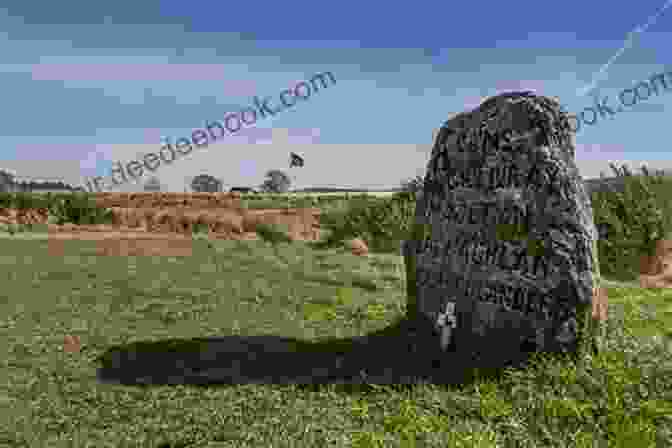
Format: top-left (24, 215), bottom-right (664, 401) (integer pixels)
top-left (410, 91), bottom-right (599, 367)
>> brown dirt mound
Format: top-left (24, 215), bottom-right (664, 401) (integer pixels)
top-left (99, 207), bottom-right (319, 240)
top-left (92, 192), bottom-right (243, 209)
top-left (0, 205), bottom-right (321, 241)
top-left (2, 202), bottom-right (324, 257)
top-left (0, 207), bottom-right (49, 225)
top-left (640, 239), bottom-right (672, 288)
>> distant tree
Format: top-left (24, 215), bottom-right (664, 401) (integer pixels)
top-left (400, 174), bottom-right (425, 194)
top-left (259, 169), bottom-right (291, 194)
top-left (143, 176), bottom-right (162, 192)
top-left (191, 174), bottom-right (222, 193)
top-left (0, 170), bottom-right (15, 193)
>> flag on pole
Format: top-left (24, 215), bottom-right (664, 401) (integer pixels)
top-left (289, 152), bottom-right (305, 168)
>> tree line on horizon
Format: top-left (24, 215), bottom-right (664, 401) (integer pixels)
top-left (141, 151), bottom-right (305, 193)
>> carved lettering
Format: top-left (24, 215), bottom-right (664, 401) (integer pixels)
top-left (414, 92), bottom-right (598, 355)
top-left (416, 267), bottom-right (560, 320)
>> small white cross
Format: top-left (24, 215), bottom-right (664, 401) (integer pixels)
top-left (436, 302), bottom-right (457, 350)
top-left (436, 302), bottom-right (457, 328)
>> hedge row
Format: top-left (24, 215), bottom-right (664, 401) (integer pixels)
top-left (0, 192), bottom-right (114, 225)
top-left (315, 167), bottom-right (672, 282)
top-left (3, 166), bottom-right (672, 282)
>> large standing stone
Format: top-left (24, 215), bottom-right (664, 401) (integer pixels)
top-left (406, 92), bottom-right (601, 369)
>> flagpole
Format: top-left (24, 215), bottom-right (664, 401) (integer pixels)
top-left (290, 163), bottom-right (298, 194)
top-left (289, 153), bottom-right (297, 193)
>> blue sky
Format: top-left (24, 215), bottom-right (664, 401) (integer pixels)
top-left (0, 0), bottom-right (670, 191)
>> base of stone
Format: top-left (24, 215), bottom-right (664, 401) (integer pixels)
top-left (403, 310), bottom-right (583, 384)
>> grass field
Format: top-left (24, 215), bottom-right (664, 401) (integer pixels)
top-left (1, 235), bottom-right (671, 447)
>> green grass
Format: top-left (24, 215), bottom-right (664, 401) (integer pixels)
top-left (0, 236), bottom-right (671, 447)
top-left (0, 222), bottom-right (52, 235)
top-left (239, 197), bottom-right (353, 212)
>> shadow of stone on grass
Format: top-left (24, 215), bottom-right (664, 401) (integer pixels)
top-left (96, 317), bottom-right (541, 389)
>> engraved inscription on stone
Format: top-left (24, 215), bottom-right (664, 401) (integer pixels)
top-left (413, 91), bottom-right (598, 357)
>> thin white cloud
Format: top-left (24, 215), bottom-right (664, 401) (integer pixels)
top-left (577, 0), bottom-right (672, 97)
